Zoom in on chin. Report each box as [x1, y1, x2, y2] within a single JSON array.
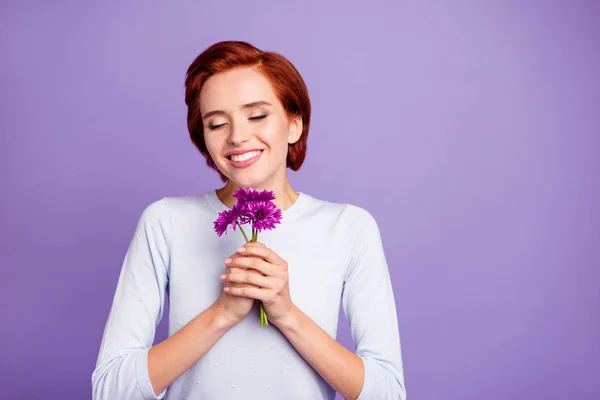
[[220, 160, 282, 189], [227, 172, 268, 189]]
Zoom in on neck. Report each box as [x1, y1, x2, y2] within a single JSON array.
[[216, 179, 299, 211]]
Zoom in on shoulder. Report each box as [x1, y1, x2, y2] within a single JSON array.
[[312, 193, 377, 225], [341, 203, 378, 227], [137, 191, 213, 225], [139, 198, 170, 218], [340, 203, 382, 246], [302, 193, 380, 235]]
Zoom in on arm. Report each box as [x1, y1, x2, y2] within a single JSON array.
[[146, 302, 236, 396], [91, 199, 237, 399], [340, 206, 407, 399], [276, 305, 365, 400], [278, 206, 407, 400], [222, 244, 365, 399]]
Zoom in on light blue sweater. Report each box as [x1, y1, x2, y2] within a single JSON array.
[[92, 190, 407, 399]]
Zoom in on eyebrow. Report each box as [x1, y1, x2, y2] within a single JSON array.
[[202, 101, 272, 119]]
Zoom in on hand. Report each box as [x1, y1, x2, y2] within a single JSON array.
[[220, 242, 294, 328], [213, 246, 262, 326]]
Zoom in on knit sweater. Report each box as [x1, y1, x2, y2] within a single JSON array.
[[92, 190, 406, 399]]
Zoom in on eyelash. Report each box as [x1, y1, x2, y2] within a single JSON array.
[[208, 115, 268, 131]]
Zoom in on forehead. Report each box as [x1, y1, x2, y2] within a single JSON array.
[[199, 67, 279, 111]]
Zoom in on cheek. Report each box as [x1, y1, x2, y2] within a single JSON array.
[[263, 122, 292, 152], [204, 139, 222, 165], [203, 135, 223, 160]]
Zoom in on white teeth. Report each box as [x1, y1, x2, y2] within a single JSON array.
[[230, 150, 261, 162]]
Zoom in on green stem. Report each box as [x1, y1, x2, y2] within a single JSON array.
[[237, 222, 250, 243], [247, 226, 268, 327], [260, 302, 269, 327], [260, 302, 264, 326]]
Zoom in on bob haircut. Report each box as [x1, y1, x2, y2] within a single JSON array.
[[184, 40, 311, 182]]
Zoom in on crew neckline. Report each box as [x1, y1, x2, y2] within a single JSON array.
[[204, 189, 309, 224]]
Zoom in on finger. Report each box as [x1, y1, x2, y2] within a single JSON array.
[[220, 270, 276, 289], [227, 244, 263, 262], [228, 242, 263, 259], [237, 245, 286, 268], [224, 285, 268, 302], [225, 266, 245, 278], [244, 241, 266, 248], [225, 255, 277, 276], [224, 266, 250, 288]]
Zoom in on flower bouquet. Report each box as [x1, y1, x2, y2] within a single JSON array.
[[213, 188, 282, 326]]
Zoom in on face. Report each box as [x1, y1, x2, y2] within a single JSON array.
[[199, 66, 302, 189]]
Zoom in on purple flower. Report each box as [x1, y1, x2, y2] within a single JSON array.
[[213, 202, 245, 237], [243, 201, 282, 232], [213, 188, 282, 239], [212, 187, 282, 328], [233, 201, 251, 226], [233, 188, 276, 203]]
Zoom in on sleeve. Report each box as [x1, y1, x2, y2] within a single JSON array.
[[91, 199, 172, 400], [341, 206, 407, 400]]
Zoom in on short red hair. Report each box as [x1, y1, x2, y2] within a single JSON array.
[[184, 41, 312, 182]]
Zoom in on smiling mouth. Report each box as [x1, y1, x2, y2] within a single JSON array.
[[227, 150, 263, 162]]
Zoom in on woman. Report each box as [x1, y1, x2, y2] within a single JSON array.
[[92, 40, 406, 400]]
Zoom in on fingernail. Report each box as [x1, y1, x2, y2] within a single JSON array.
[[237, 247, 246, 253], [224, 287, 230, 292], [219, 275, 226, 280], [224, 258, 232, 264]]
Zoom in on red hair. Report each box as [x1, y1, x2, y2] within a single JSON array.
[[184, 41, 312, 182]]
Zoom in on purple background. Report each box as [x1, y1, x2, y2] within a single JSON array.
[[1, 1, 599, 399]]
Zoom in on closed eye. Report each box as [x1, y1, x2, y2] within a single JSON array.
[[208, 115, 266, 130], [208, 123, 227, 130], [249, 115, 267, 121]]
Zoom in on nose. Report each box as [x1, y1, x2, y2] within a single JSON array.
[[227, 119, 251, 145]]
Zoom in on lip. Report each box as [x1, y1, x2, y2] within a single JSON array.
[[225, 148, 264, 157], [226, 149, 264, 169]]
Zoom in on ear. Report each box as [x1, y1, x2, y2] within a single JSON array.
[[287, 115, 303, 144]]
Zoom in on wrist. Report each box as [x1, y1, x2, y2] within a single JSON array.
[[210, 302, 241, 332], [272, 304, 301, 332]]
